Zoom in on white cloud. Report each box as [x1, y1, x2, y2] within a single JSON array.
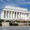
[[16, 0, 25, 1], [22, 2, 30, 4], [15, 0, 30, 4], [16, 2, 30, 5]]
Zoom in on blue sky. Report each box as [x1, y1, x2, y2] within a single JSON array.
[[0, 0, 30, 16]]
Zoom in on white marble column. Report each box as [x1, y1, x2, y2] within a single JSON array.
[[6, 11, 7, 18], [7, 11, 8, 18], [4, 10, 7, 20], [21, 12, 24, 20], [9, 11, 13, 19], [25, 13, 28, 20], [13, 11, 15, 19], [1, 11, 5, 18], [5, 11, 7, 18], [9, 11, 11, 19], [11, 11, 12, 19], [28, 13, 30, 20], [9, 11, 10, 19], [2, 11, 5, 18], [20, 12, 21, 19], [14, 12, 15, 20], [12, 11, 15, 19], [19, 12, 20, 19], [17, 12, 20, 20], [8, 11, 9, 19], [17, 12, 19, 19], [16, 12, 17, 19]]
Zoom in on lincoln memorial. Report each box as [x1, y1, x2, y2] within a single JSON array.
[[0, 6, 30, 26], [1, 6, 30, 21]]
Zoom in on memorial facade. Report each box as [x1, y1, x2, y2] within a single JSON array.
[[1, 6, 30, 21]]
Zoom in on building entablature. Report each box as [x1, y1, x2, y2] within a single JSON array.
[[2, 8, 30, 14]]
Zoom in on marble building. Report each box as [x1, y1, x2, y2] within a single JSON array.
[[1, 6, 30, 21]]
